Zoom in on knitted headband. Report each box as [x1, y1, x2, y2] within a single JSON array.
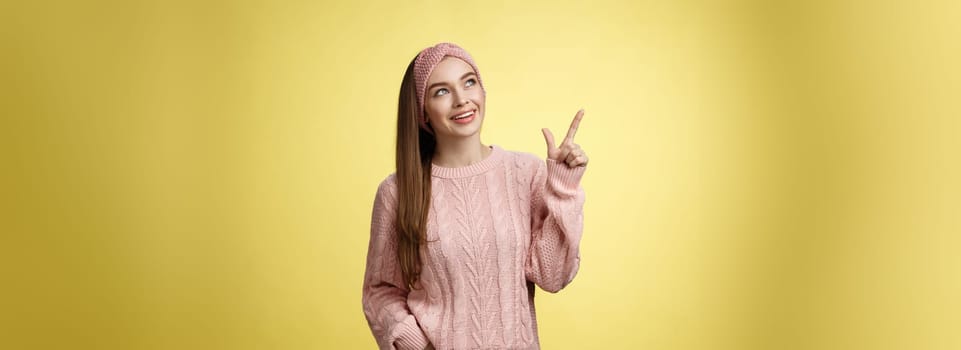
[[413, 42, 486, 134]]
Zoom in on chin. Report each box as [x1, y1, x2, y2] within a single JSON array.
[[445, 126, 481, 138], [459, 118, 484, 136]]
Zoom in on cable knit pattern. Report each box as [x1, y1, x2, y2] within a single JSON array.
[[362, 144, 586, 350]]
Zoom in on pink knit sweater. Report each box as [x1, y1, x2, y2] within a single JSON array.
[[362, 144, 586, 350]]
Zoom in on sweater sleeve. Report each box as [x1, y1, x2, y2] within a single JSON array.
[[362, 178, 431, 350], [525, 159, 586, 293]]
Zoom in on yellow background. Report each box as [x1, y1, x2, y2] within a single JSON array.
[[1, 0, 959, 349]]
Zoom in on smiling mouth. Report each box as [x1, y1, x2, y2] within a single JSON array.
[[451, 109, 476, 120]]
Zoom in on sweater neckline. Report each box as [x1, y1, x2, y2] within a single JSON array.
[[431, 144, 504, 179]]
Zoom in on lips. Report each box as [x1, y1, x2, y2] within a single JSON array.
[[450, 109, 477, 124], [450, 109, 476, 120]]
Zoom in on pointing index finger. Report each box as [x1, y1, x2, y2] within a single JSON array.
[[564, 109, 584, 143]]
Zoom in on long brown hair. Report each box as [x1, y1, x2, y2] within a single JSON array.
[[395, 55, 435, 290]]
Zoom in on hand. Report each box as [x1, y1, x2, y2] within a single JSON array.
[[542, 109, 589, 168]]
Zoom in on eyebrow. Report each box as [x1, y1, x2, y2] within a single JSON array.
[[427, 72, 477, 92]]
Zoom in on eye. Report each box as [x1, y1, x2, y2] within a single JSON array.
[[433, 88, 449, 97], [465, 78, 476, 87]]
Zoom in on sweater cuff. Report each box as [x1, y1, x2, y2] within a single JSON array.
[[546, 159, 586, 194], [392, 316, 430, 350]]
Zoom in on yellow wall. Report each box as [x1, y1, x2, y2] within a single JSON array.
[[1, 0, 959, 349]]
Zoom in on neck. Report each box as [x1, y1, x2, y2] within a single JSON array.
[[432, 135, 491, 168]]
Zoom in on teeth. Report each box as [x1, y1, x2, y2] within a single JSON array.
[[454, 110, 474, 120]]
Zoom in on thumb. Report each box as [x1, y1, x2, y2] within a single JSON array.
[[542, 128, 556, 153]]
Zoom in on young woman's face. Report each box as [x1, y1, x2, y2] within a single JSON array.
[[424, 57, 485, 139]]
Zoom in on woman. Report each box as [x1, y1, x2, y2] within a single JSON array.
[[362, 42, 589, 350]]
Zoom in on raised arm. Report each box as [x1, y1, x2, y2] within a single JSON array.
[[526, 109, 589, 292]]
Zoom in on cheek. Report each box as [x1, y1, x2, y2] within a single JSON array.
[[425, 99, 447, 121], [457, 91, 481, 112], [475, 94, 486, 115]]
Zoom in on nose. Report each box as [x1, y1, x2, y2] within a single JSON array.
[[452, 90, 470, 107]]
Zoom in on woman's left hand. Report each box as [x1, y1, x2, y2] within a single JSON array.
[[542, 109, 589, 168]]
